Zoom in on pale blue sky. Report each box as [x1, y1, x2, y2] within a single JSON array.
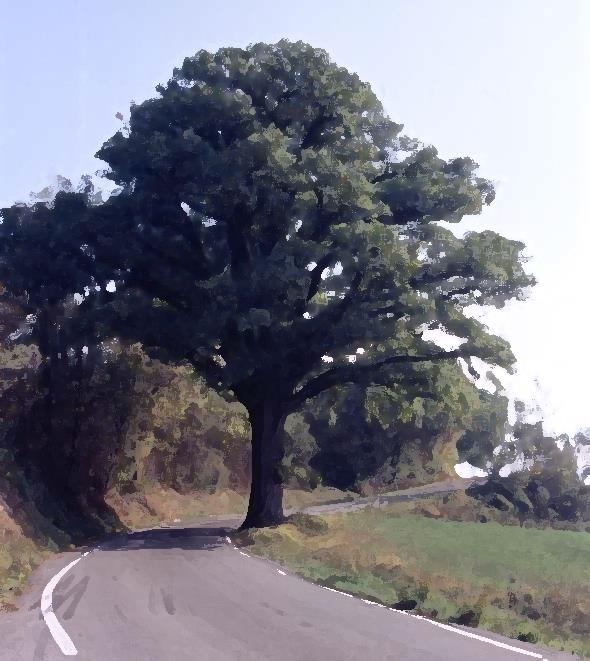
[[1, 0, 588, 433]]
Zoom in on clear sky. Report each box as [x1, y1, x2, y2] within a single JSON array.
[[1, 0, 588, 435]]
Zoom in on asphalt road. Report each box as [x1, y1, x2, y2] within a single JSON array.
[[294, 477, 489, 516], [0, 484, 571, 660]]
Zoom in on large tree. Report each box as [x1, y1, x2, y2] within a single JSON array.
[[1, 41, 534, 527]]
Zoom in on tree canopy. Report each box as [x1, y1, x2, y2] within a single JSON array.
[[0, 40, 534, 526]]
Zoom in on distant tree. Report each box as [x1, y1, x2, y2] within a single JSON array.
[[0, 179, 117, 530], [454, 390, 509, 471], [469, 415, 589, 524], [1, 41, 534, 527], [300, 361, 503, 491], [574, 430, 590, 483], [0, 187, 91, 436]]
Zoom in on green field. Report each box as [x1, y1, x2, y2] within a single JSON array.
[[236, 501, 590, 657]]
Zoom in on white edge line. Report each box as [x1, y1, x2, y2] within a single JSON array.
[[41, 547, 100, 656], [387, 607, 544, 658], [320, 585, 352, 597], [361, 598, 386, 607], [41, 557, 82, 655], [230, 546, 545, 659]]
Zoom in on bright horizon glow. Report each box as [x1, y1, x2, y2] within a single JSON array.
[[1, 0, 588, 436]]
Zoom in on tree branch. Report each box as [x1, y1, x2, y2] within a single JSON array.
[[122, 275, 194, 315], [410, 263, 475, 288], [288, 347, 468, 410], [283, 270, 364, 381], [442, 282, 515, 301], [306, 252, 335, 301], [226, 202, 252, 276], [367, 303, 407, 319]]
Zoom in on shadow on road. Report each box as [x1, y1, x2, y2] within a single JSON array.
[[98, 525, 235, 552]]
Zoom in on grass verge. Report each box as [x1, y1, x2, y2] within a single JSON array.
[[235, 497, 590, 657], [0, 503, 54, 610]]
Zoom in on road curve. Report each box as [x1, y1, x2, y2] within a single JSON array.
[[0, 520, 569, 660], [295, 477, 488, 517]]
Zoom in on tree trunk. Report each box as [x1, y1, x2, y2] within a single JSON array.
[[241, 398, 286, 529], [36, 308, 56, 441]]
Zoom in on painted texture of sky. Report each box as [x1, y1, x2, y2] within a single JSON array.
[[1, 0, 588, 435]]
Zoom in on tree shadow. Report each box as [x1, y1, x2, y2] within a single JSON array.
[[0, 367, 131, 548], [96, 525, 235, 552]]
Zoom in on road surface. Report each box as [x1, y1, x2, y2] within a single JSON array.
[[295, 477, 488, 516], [0, 483, 571, 660]]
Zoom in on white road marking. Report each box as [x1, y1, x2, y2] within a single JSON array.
[[239, 551, 250, 557], [41, 558, 83, 655], [276, 569, 286, 576], [320, 585, 352, 597], [41, 548, 99, 656], [387, 608, 546, 658], [361, 598, 386, 607]]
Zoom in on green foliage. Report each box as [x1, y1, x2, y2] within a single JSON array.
[[297, 361, 505, 491], [0, 40, 534, 524], [456, 391, 509, 469], [107, 345, 251, 494], [2, 41, 532, 405], [468, 418, 589, 523]]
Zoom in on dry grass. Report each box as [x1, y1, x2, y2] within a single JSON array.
[[105, 487, 248, 529], [0, 498, 52, 608], [283, 485, 354, 511]]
